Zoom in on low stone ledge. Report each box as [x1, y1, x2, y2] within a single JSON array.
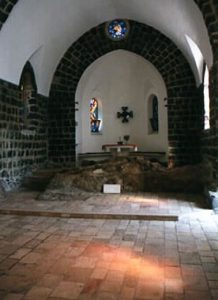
[[0, 208, 178, 221]]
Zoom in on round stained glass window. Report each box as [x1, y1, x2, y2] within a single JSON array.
[[106, 19, 129, 41]]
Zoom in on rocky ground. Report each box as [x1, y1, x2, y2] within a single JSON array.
[[39, 157, 214, 201]]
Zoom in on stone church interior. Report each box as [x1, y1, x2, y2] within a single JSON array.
[[0, 0, 218, 299]]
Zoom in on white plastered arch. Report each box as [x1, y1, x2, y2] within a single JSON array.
[[0, 0, 213, 96]]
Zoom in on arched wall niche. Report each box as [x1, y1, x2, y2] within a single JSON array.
[[75, 50, 168, 156], [49, 20, 202, 167], [19, 61, 38, 132], [19, 61, 37, 92]]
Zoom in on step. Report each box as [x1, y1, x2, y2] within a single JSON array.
[[0, 208, 178, 221]]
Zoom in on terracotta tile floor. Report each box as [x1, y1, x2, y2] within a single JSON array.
[[0, 192, 217, 299]]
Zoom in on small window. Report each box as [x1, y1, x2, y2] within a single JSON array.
[[106, 19, 129, 41], [148, 95, 159, 134], [90, 98, 101, 133], [204, 66, 210, 130]]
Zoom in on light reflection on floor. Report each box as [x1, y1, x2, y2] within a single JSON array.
[[0, 192, 216, 299]]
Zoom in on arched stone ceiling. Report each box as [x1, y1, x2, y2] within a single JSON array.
[[0, 0, 213, 95]]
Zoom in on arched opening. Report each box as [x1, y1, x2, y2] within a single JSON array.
[[19, 62, 37, 131], [49, 20, 200, 166], [75, 50, 168, 155]]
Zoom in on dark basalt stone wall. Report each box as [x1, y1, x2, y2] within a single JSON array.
[[0, 79, 48, 189], [194, 0, 218, 177], [0, 0, 18, 30]]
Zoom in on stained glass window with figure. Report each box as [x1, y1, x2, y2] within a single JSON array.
[[90, 98, 101, 133]]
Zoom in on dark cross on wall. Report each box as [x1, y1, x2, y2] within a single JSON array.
[[117, 106, 133, 123]]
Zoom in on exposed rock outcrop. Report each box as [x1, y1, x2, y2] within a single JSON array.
[[39, 157, 214, 200]]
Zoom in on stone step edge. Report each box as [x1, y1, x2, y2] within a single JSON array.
[[0, 208, 178, 221]]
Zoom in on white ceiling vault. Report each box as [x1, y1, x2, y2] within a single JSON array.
[[0, 0, 213, 96]]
